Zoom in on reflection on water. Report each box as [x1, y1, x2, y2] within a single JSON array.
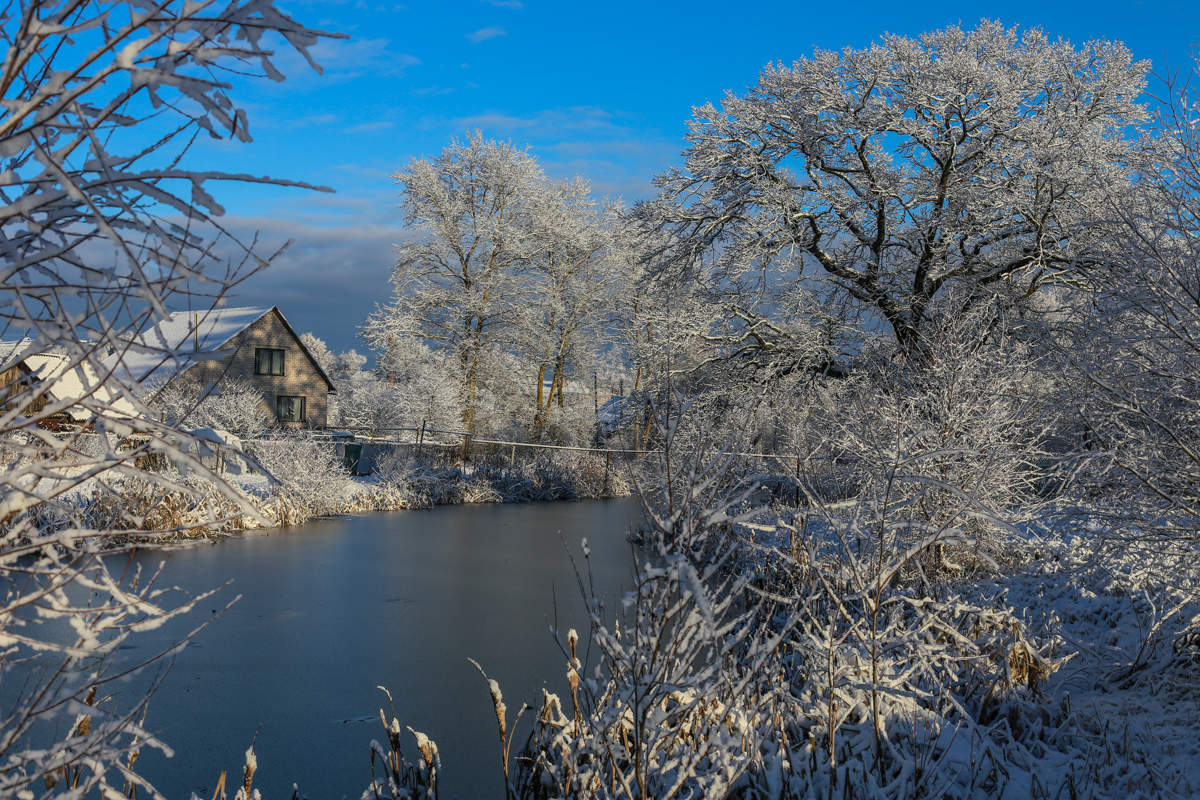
[[114, 499, 642, 800]]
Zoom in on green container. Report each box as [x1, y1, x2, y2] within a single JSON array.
[[344, 442, 363, 475]]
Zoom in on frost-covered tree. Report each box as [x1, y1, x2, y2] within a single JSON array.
[[364, 135, 631, 447], [1074, 60, 1200, 543], [300, 332, 336, 375], [300, 330, 457, 432], [364, 134, 546, 443], [0, 2, 330, 795], [522, 178, 625, 441], [642, 21, 1147, 358]]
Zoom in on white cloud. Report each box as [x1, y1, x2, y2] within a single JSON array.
[[454, 106, 618, 134], [270, 36, 422, 87], [208, 214, 405, 354], [466, 26, 507, 43], [410, 86, 456, 97], [346, 120, 396, 133], [454, 111, 536, 130]]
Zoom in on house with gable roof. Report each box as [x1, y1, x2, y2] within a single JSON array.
[[112, 305, 337, 428]]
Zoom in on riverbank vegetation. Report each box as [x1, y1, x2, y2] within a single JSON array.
[[70, 441, 635, 537]]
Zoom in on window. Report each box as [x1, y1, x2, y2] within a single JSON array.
[[255, 348, 284, 376], [276, 395, 306, 423]]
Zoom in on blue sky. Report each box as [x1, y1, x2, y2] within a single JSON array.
[[201, 0, 1200, 353]]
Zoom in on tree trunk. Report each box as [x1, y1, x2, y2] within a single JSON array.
[[533, 362, 548, 441], [460, 320, 484, 459]]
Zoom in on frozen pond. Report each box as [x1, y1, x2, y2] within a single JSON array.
[[108, 499, 643, 799]]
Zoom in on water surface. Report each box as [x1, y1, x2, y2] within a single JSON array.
[[114, 499, 642, 799]]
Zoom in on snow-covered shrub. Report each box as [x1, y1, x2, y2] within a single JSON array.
[[247, 433, 353, 523], [1068, 84, 1200, 550], [532, 450, 634, 499], [372, 446, 418, 484], [734, 499, 1074, 800], [150, 377, 271, 439], [0, 4, 331, 794], [335, 377, 410, 432], [834, 308, 1054, 578], [370, 444, 633, 506]]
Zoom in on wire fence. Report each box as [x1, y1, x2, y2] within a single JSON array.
[[320, 424, 818, 463], [234, 423, 825, 481]]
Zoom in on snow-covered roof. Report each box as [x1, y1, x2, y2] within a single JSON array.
[[104, 305, 336, 394], [0, 338, 35, 369], [24, 352, 140, 420], [2, 341, 139, 421], [108, 306, 273, 389]]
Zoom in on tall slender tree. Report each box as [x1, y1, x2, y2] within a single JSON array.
[[364, 134, 545, 443], [524, 178, 623, 441]]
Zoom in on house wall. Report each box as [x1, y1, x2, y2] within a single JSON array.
[[182, 310, 332, 428]]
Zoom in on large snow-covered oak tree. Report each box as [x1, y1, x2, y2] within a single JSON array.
[[641, 21, 1147, 356], [0, 1, 333, 795]]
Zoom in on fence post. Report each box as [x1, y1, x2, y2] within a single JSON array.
[[510, 444, 516, 466], [603, 449, 611, 496], [417, 419, 426, 460]]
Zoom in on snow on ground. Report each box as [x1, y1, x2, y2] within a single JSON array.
[[965, 507, 1200, 798]]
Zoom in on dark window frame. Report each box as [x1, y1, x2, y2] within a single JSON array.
[[275, 394, 306, 423], [255, 347, 285, 376]]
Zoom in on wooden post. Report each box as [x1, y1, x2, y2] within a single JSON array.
[[510, 444, 516, 466], [603, 450, 611, 496], [417, 419, 426, 460]]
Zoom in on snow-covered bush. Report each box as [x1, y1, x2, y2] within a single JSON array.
[[247, 433, 353, 523], [1069, 72, 1200, 548], [150, 377, 271, 439], [833, 308, 1054, 579], [334, 339, 460, 434]]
